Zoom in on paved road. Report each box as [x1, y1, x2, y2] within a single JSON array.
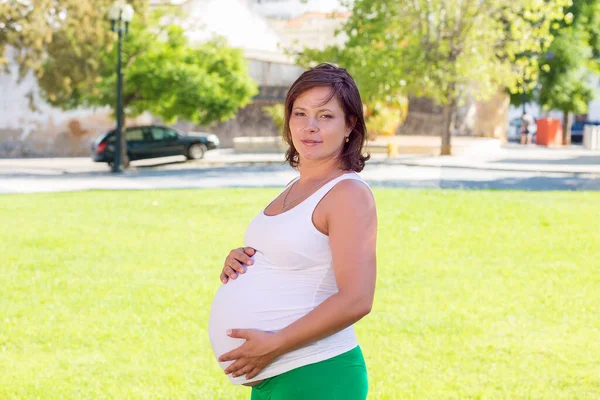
[[1, 145, 599, 193], [1, 161, 599, 194]]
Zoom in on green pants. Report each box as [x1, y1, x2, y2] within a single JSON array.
[[250, 346, 368, 400]]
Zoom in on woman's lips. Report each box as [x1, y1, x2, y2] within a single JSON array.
[[301, 139, 322, 147]]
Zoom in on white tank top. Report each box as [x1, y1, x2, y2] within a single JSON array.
[[208, 172, 370, 385]]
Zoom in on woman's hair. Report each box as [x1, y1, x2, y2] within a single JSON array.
[[282, 63, 370, 172]]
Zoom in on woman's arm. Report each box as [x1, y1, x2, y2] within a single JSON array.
[[219, 180, 377, 379]]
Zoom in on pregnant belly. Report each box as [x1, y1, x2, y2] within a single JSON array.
[[208, 265, 319, 376]]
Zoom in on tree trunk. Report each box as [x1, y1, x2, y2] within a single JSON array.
[[562, 110, 572, 146], [441, 99, 456, 156]]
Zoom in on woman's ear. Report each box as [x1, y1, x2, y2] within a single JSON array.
[[347, 116, 357, 135]]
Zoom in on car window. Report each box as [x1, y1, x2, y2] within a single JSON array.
[[142, 127, 153, 141], [126, 128, 144, 141], [164, 129, 178, 140], [150, 127, 166, 141], [151, 127, 178, 140]]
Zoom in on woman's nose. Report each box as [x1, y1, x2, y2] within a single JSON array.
[[305, 118, 319, 133]]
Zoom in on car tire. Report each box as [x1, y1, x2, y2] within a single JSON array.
[[187, 143, 207, 160]]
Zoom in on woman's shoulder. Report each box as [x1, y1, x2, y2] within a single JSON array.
[[328, 174, 376, 208], [337, 173, 372, 191], [312, 173, 376, 233]]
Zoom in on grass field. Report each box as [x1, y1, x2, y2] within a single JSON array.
[[1, 189, 599, 399]]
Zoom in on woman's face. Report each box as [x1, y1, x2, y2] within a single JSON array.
[[289, 86, 352, 165]]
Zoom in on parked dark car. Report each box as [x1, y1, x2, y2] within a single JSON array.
[[91, 125, 219, 165], [570, 120, 600, 144]]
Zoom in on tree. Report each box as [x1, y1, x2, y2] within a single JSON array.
[[298, 0, 569, 155], [0, 0, 147, 79], [3, 2, 257, 127], [38, 12, 257, 126], [0, 0, 58, 76], [508, 54, 545, 114], [538, 0, 600, 145]]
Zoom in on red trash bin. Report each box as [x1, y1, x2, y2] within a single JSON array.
[[536, 118, 563, 146]]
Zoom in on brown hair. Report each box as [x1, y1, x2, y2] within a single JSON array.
[[282, 63, 370, 172]]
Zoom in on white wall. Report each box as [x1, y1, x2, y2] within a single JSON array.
[[0, 49, 151, 157], [0, 50, 110, 134], [246, 58, 303, 87], [181, 0, 282, 53], [250, 0, 347, 19], [180, 0, 305, 87]]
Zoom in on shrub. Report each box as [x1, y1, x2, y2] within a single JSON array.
[[263, 104, 285, 134], [365, 100, 407, 140]]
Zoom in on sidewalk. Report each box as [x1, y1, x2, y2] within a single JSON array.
[[392, 144, 600, 175], [0, 144, 599, 176]]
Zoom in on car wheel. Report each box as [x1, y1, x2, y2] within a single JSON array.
[[187, 143, 207, 160]]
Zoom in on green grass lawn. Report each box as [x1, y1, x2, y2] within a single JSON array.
[[1, 189, 599, 399]]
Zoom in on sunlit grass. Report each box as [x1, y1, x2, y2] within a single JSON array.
[[1, 189, 599, 399]]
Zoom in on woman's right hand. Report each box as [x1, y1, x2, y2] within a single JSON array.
[[220, 247, 256, 283]]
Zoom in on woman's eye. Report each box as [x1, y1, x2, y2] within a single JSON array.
[[320, 114, 333, 119], [293, 112, 305, 117]]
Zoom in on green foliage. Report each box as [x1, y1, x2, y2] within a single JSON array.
[[0, 1, 45, 74], [262, 104, 285, 134], [299, 1, 568, 106], [537, 0, 600, 116], [36, 8, 257, 125], [0, 0, 147, 78], [539, 28, 596, 114], [0, 0, 63, 75], [1, 189, 599, 398], [364, 101, 406, 139], [297, 0, 570, 153], [2, 3, 257, 125], [509, 0, 600, 119]]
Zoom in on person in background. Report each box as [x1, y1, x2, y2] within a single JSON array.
[[520, 112, 536, 145]]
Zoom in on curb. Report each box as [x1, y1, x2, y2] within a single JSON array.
[[2, 156, 599, 177], [377, 160, 600, 175]]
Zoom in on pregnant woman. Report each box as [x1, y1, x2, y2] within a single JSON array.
[[208, 63, 378, 399]]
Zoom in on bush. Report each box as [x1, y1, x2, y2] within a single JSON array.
[[263, 104, 285, 134], [364, 99, 407, 140]]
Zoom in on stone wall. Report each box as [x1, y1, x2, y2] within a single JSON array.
[[398, 92, 508, 140], [0, 50, 152, 157], [397, 97, 447, 137], [472, 89, 510, 139], [1, 112, 106, 158], [0, 110, 151, 158], [1, 100, 279, 157], [169, 101, 282, 148]]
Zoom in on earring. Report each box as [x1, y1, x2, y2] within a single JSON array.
[[345, 137, 350, 143]]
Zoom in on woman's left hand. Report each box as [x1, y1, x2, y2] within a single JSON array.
[[219, 329, 283, 380]]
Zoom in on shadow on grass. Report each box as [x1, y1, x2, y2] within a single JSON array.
[[491, 155, 600, 166], [369, 175, 600, 191]]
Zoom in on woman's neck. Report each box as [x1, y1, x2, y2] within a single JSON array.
[[297, 158, 344, 182]]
